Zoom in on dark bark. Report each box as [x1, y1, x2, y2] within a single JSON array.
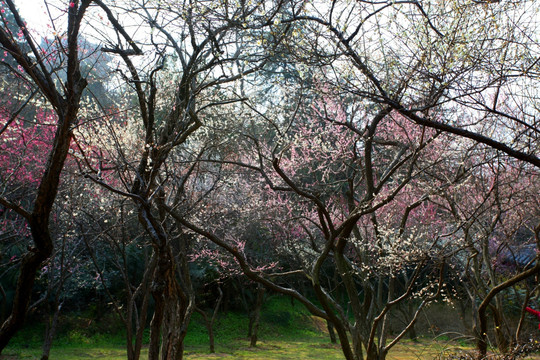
[[148, 242, 192, 360], [148, 281, 164, 360], [0, 285, 6, 321], [407, 323, 418, 342], [326, 320, 337, 344], [0, 0, 89, 352], [196, 285, 223, 353], [249, 284, 265, 347], [477, 262, 540, 358], [144, 209, 195, 360], [125, 251, 154, 360], [40, 300, 62, 360], [0, 248, 50, 350], [515, 288, 536, 344], [491, 305, 509, 354]]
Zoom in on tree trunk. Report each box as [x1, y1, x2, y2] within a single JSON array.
[[326, 320, 337, 344], [208, 317, 216, 353], [477, 260, 540, 358], [149, 273, 192, 360], [515, 289, 532, 344], [250, 284, 265, 347], [148, 281, 165, 360], [377, 276, 394, 358], [195, 285, 223, 353], [0, 285, 6, 322], [491, 306, 509, 354], [148, 244, 194, 360], [407, 323, 418, 342], [126, 265, 152, 360], [0, 242, 52, 351], [351, 327, 364, 360], [41, 300, 62, 360], [365, 341, 379, 360], [160, 294, 191, 360]]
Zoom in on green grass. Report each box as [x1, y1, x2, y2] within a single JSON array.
[[2, 296, 540, 359], [185, 338, 344, 359], [4, 335, 540, 359], [2, 347, 144, 360], [2, 340, 344, 359], [2, 296, 342, 359], [0, 336, 484, 360]]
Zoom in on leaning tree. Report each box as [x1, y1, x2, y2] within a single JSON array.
[[0, 0, 92, 351]]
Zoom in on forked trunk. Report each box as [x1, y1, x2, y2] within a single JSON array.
[[365, 343, 380, 360]]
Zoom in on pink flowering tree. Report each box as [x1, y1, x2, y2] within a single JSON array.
[[276, 2, 540, 356], [0, 0, 92, 352], [0, 109, 75, 360], [170, 87, 471, 360]]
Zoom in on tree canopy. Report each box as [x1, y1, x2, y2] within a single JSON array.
[[0, 1, 539, 360]]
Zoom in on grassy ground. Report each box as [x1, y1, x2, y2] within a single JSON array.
[[2, 296, 343, 359], [1, 339, 343, 360], [0, 337, 466, 360], [3, 335, 540, 359], [6, 337, 540, 360], [1, 297, 539, 359]]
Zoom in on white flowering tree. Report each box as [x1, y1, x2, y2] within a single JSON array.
[[173, 0, 540, 357], [70, 1, 293, 359], [171, 86, 469, 360]]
